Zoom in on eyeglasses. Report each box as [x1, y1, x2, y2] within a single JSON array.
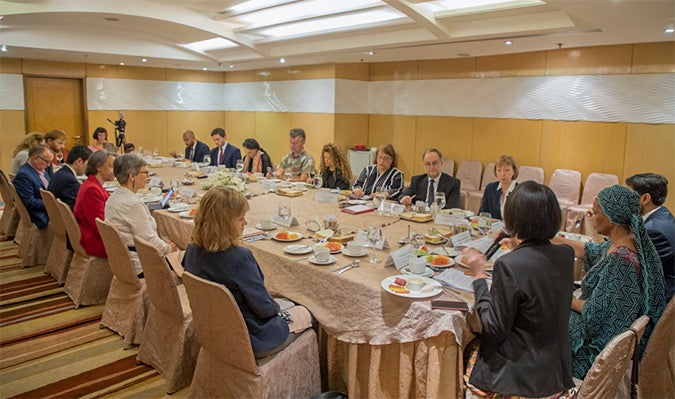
[[424, 161, 441, 167], [39, 156, 52, 164], [136, 170, 150, 176], [377, 155, 393, 162]]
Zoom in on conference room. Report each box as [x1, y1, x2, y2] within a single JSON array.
[[0, 1, 673, 398]]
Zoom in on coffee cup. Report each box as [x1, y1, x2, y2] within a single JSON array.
[[259, 218, 274, 230], [314, 247, 330, 262], [409, 256, 427, 274], [346, 241, 363, 255]]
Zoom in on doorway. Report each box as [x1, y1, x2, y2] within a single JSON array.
[[24, 76, 87, 148]]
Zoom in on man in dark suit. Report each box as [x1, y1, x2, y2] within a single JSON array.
[[48, 145, 91, 210], [209, 127, 241, 168], [626, 173, 675, 301], [12, 145, 54, 229], [399, 148, 460, 209], [183, 130, 210, 163]]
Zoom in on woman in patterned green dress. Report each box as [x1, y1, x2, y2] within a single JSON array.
[[554, 185, 666, 379]]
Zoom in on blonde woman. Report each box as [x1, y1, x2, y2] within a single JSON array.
[[12, 132, 44, 174], [184, 186, 310, 358]]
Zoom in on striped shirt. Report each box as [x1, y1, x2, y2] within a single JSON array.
[[354, 165, 404, 200]]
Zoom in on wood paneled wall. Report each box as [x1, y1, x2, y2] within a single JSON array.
[[1, 42, 673, 210]]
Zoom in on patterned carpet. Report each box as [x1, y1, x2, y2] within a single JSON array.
[[0, 239, 190, 398]]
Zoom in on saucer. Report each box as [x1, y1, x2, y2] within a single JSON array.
[[168, 203, 190, 213], [342, 249, 368, 257], [309, 255, 336, 265], [255, 223, 277, 231], [284, 244, 313, 255], [401, 266, 435, 278]]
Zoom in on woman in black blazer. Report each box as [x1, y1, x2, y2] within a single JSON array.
[[462, 181, 575, 398]]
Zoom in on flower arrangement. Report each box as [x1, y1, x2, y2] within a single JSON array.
[[201, 170, 247, 192]]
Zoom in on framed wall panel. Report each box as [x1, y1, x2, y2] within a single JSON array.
[[475, 51, 546, 78], [0, 110, 27, 172], [632, 42, 675, 74], [415, 116, 474, 176], [368, 114, 417, 178], [418, 58, 476, 80], [471, 118, 543, 168], [545, 44, 633, 76]]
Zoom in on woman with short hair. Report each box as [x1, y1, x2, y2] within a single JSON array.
[[478, 155, 518, 220], [88, 127, 108, 152]]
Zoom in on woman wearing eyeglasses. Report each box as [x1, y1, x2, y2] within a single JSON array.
[[352, 144, 404, 201]]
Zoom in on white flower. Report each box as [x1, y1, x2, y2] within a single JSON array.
[[201, 170, 247, 192]]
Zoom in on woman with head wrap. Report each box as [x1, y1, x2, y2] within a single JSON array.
[[554, 185, 666, 379]]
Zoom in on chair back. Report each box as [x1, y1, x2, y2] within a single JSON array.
[[95, 218, 142, 289], [56, 198, 87, 256], [441, 157, 454, 177], [133, 236, 183, 319], [0, 169, 19, 237], [39, 189, 67, 242], [516, 165, 545, 184], [576, 317, 648, 399], [480, 162, 497, 190], [183, 271, 258, 372], [0, 169, 13, 206], [40, 189, 72, 283], [456, 160, 482, 191], [639, 298, 675, 399], [579, 173, 619, 207], [7, 178, 33, 229], [548, 169, 581, 205]]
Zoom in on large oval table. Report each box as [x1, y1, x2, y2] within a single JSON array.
[[151, 166, 479, 398]]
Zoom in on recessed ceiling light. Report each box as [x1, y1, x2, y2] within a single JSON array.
[[504, 40, 513, 45], [184, 37, 238, 52], [202, 67, 208, 71], [367, 50, 375, 56], [119, 62, 124, 66], [141, 58, 147, 63], [0, 45, 7, 52], [665, 27, 675, 34], [229, 64, 235, 69], [280, 57, 286, 64]]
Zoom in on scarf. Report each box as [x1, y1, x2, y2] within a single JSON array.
[[244, 151, 264, 173]]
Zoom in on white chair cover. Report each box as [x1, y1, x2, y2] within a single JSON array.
[[7, 179, 51, 267], [565, 173, 619, 239], [0, 169, 19, 239], [134, 236, 199, 394], [456, 160, 483, 210], [638, 298, 675, 399], [516, 165, 545, 184], [466, 162, 496, 214], [441, 157, 454, 177], [96, 219, 149, 346], [183, 272, 321, 399], [548, 169, 581, 229], [40, 189, 72, 284]]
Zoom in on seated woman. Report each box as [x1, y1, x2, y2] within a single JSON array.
[[554, 185, 666, 379], [74, 151, 116, 258], [184, 186, 310, 358], [104, 154, 176, 277], [352, 144, 404, 201], [310, 143, 352, 190], [88, 127, 108, 152], [463, 181, 575, 398], [242, 138, 273, 176], [478, 155, 518, 220], [12, 132, 44, 174]]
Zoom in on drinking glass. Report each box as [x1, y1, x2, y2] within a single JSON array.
[[152, 146, 159, 158], [313, 175, 323, 189], [56, 152, 64, 164], [176, 153, 184, 162], [266, 166, 273, 177], [411, 232, 425, 255], [434, 192, 446, 209], [203, 154, 211, 166], [278, 202, 291, 221], [235, 159, 244, 173], [284, 171, 292, 186], [478, 212, 491, 237], [367, 227, 382, 264]]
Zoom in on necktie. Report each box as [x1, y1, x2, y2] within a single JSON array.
[[219, 148, 224, 165], [427, 179, 435, 206], [38, 171, 49, 188]]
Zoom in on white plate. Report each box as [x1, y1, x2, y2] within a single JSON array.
[[401, 266, 435, 278], [431, 247, 462, 257], [178, 211, 194, 219], [308, 255, 336, 265], [558, 231, 593, 242], [342, 248, 369, 257], [381, 275, 442, 298], [426, 255, 455, 269], [455, 254, 495, 271], [255, 223, 277, 231], [272, 231, 303, 242], [168, 203, 190, 213], [283, 244, 313, 255]]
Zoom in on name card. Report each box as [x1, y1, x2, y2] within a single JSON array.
[[490, 221, 505, 232], [435, 212, 463, 226], [315, 191, 339, 203], [261, 179, 277, 191], [179, 187, 196, 198], [272, 215, 298, 228], [465, 236, 493, 253], [385, 245, 413, 270], [149, 177, 163, 187], [451, 231, 472, 247]]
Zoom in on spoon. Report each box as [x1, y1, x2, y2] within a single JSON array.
[[337, 259, 361, 274]]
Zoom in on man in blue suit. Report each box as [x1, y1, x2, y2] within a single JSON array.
[[209, 127, 241, 168], [48, 145, 91, 210], [13, 145, 54, 229], [183, 130, 210, 163], [627, 173, 675, 301]]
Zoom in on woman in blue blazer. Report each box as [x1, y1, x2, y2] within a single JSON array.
[[478, 155, 518, 219]]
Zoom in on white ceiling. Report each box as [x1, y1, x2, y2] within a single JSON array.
[[0, 0, 673, 72]]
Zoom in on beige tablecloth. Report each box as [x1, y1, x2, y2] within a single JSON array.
[[153, 166, 478, 398]]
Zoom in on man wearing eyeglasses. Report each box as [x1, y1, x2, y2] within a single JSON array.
[[399, 148, 460, 209], [12, 144, 54, 229]]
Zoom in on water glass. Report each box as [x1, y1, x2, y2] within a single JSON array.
[[235, 159, 244, 173], [434, 192, 446, 209], [152, 146, 159, 158], [313, 176, 323, 189], [56, 152, 64, 164], [411, 232, 425, 254], [176, 153, 184, 162], [278, 202, 291, 220], [478, 212, 491, 237], [368, 227, 382, 264], [203, 154, 211, 166]]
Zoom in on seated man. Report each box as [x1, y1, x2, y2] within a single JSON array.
[[182, 130, 210, 162], [12, 145, 54, 229], [399, 148, 460, 209], [275, 128, 316, 182], [48, 145, 91, 210], [626, 173, 675, 301], [209, 127, 241, 168]]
